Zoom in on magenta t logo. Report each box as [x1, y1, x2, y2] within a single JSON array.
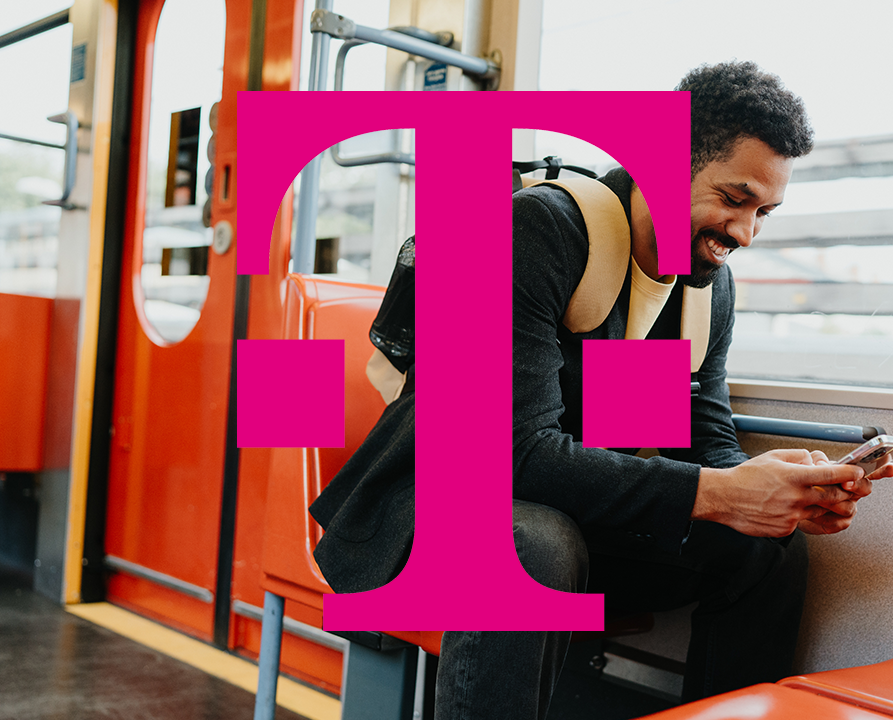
[[237, 91, 691, 630]]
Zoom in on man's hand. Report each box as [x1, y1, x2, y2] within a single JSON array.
[[798, 448, 891, 535], [693, 449, 865, 538], [864, 451, 893, 482], [797, 451, 865, 534]]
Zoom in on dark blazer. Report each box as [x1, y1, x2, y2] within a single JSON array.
[[512, 172, 748, 557], [311, 170, 748, 593], [310, 370, 415, 594]]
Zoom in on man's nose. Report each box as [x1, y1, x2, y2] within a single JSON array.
[[725, 212, 757, 248]]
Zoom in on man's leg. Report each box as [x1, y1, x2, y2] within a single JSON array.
[[434, 500, 589, 720], [682, 526, 809, 700], [587, 521, 810, 702]]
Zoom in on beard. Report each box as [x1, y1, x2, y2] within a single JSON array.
[[680, 230, 738, 289]]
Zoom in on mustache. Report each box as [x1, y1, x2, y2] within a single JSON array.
[[697, 229, 740, 251]]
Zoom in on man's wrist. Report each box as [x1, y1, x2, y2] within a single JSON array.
[[692, 466, 728, 522]]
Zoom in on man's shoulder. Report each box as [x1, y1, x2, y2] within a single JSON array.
[[513, 183, 581, 218], [709, 264, 737, 320], [714, 264, 735, 297], [513, 184, 589, 247]]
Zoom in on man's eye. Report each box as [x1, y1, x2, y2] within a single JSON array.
[[759, 208, 773, 218], [723, 194, 743, 207]]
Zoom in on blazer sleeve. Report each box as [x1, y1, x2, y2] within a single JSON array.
[[512, 187, 701, 555], [661, 266, 750, 469]]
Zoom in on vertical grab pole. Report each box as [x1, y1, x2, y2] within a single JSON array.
[[459, 0, 491, 91], [291, 0, 333, 274], [254, 592, 286, 720]]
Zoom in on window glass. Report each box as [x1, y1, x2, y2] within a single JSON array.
[[536, 0, 893, 388], [291, 131, 414, 284], [0, 23, 72, 297], [138, 0, 225, 344]]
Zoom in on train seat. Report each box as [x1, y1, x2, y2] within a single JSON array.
[[339, 607, 655, 662], [778, 660, 893, 716], [258, 274, 386, 606], [636, 683, 890, 720], [255, 273, 654, 719]]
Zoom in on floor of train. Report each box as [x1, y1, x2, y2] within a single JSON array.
[[0, 566, 307, 720], [0, 564, 673, 720]]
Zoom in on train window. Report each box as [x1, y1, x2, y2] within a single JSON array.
[[292, 0, 414, 286], [138, 0, 224, 344], [532, 0, 893, 389], [0, 21, 72, 298], [291, 130, 415, 284]]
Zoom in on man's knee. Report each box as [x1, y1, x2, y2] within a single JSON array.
[[513, 500, 588, 593], [691, 522, 809, 603]]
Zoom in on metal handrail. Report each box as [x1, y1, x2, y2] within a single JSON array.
[[0, 9, 69, 50], [311, 9, 499, 85], [731, 414, 886, 443], [1, 110, 79, 209], [0, 130, 64, 149], [291, 0, 332, 275], [318, 7, 500, 168], [330, 37, 416, 167], [292, 3, 501, 273], [42, 111, 79, 209]]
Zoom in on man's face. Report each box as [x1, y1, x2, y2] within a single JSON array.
[[684, 136, 794, 288]]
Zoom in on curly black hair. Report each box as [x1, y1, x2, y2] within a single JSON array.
[[676, 61, 814, 178]]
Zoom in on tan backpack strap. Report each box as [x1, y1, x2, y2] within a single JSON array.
[[525, 178, 712, 366], [681, 285, 712, 372], [530, 178, 630, 333]]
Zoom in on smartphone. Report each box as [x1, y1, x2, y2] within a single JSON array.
[[836, 435, 893, 475]]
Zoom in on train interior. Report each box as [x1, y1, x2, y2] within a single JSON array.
[[1, 0, 892, 719]]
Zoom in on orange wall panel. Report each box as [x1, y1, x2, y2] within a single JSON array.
[[42, 298, 80, 469], [0, 294, 52, 471]]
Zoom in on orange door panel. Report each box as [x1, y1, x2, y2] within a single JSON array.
[[225, 0, 348, 693], [105, 0, 249, 641]]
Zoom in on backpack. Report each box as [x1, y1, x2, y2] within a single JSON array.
[[513, 158, 712, 375]]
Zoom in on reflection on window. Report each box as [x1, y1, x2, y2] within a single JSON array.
[[139, 0, 224, 344], [536, 0, 893, 388]]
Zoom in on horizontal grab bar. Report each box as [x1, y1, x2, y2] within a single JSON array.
[[0, 9, 69, 50], [731, 414, 886, 444], [0, 131, 64, 149], [311, 9, 500, 83], [331, 38, 415, 167], [104, 554, 213, 603]]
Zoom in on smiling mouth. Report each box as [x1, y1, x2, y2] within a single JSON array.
[[701, 233, 738, 265]]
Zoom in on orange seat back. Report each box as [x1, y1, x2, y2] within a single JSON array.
[[779, 660, 893, 717], [261, 275, 386, 606], [637, 684, 889, 719]]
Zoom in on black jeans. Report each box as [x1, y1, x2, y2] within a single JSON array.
[[434, 499, 809, 720]]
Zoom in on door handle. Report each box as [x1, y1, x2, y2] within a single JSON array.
[[42, 110, 79, 209]]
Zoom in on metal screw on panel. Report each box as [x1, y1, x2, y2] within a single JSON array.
[[589, 655, 607, 672]]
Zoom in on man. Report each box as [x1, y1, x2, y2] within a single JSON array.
[[434, 61, 891, 720]]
